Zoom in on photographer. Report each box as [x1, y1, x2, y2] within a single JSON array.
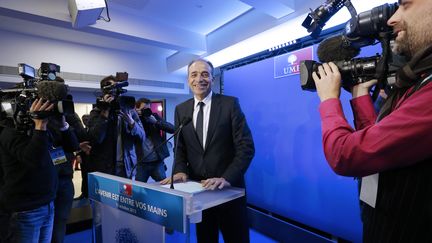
[[0, 94, 78, 243], [312, 0, 432, 241], [87, 75, 145, 179], [135, 98, 175, 182], [51, 89, 86, 243]]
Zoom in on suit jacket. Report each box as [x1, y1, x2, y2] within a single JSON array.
[[174, 93, 255, 188]]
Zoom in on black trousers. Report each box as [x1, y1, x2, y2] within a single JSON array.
[[0, 209, 11, 243], [52, 177, 74, 243], [196, 196, 249, 243], [362, 204, 432, 243]]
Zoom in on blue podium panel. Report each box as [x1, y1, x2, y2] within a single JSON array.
[[97, 202, 165, 243], [88, 172, 186, 233]]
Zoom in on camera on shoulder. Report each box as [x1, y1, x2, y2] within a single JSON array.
[[300, 1, 399, 91], [97, 72, 136, 112], [0, 62, 74, 132]]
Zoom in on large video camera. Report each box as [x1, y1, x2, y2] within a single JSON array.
[[300, 1, 399, 91], [97, 72, 136, 111], [0, 63, 74, 131]]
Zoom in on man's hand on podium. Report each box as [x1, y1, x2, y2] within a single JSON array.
[[160, 172, 188, 185], [201, 177, 231, 190]]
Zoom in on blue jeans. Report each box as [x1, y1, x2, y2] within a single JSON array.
[[136, 161, 166, 182], [10, 201, 54, 243]]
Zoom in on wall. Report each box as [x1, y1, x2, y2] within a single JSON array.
[[0, 28, 188, 94]]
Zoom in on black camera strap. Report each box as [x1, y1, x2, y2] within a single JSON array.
[[406, 71, 432, 98]]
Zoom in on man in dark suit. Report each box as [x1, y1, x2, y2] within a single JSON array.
[[161, 59, 255, 243]]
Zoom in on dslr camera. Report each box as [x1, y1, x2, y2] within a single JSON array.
[[300, 1, 399, 91], [0, 63, 74, 131], [97, 72, 136, 111]]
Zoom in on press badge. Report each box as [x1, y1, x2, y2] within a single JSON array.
[[49, 146, 67, 165]]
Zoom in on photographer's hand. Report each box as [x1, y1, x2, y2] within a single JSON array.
[[119, 110, 135, 128], [102, 94, 115, 103], [30, 98, 54, 131], [100, 94, 114, 118], [352, 79, 378, 98], [312, 62, 341, 102], [79, 141, 92, 155]]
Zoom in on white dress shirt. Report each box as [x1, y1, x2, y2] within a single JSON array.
[[193, 91, 212, 149]]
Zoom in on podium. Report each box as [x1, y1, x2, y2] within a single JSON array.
[[88, 172, 245, 243]]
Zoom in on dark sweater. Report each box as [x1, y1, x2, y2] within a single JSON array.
[[47, 116, 81, 178], [0, 128, 58, 212], [362, 159, 432, 242]]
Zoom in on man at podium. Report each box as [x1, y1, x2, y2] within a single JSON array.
[[162, 59, 255, 243]]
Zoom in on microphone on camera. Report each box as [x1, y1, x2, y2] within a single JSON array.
[[36, 81, 68, 101], [170, 117, 191, 189], [31, 81, 74, 119], [317, 35, 361, 62]]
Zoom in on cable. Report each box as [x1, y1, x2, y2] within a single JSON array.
[[98, 0, 111, 22]]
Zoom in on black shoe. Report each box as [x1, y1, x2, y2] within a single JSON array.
[[74, 194, 85, 200], [165, 227, 174, 235]]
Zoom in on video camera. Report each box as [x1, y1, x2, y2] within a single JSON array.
[[300, 1, 399, 91], [0, 63, 74, 132], [97, 72, 136, 111], [141, 108, 153, 117]]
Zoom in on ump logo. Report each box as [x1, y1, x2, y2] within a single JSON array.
[[119, 183, 133, 197], [115, 227, 138, 243], [274, 46, 314, 78]]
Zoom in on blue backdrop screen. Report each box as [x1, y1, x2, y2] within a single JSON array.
[[223, 44, 381, 242]]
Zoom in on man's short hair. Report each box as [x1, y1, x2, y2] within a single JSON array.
[[55, 76, 65, 83], [136, 98, 151, 109], [81, 114, 90, 127], [100, 75, 116, 89], [187, 59, 214, 77]]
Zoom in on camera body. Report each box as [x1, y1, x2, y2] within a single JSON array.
[[1, 63, 74, 131], [300, 2, 399, 91], [98, 72, 136, 111], [39, 63, 61, 81]]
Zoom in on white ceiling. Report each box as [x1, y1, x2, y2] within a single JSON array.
[[0, 0, 395, 76], [0, 0, 327, 71]]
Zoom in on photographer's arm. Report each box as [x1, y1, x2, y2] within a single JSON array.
[[318, 81, 432, 177], [59, 116, 80, 153], [0, 99, 52, 167], [154, 115, 176, 134], [87, 94, 113, 144], [313, 63, 378, 130], [122, 110, 145, 141], [66, 113, 88, 141], [87, 108, 109, 144], [0, 129, 49, 168], [350, 80, 379, 130]]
